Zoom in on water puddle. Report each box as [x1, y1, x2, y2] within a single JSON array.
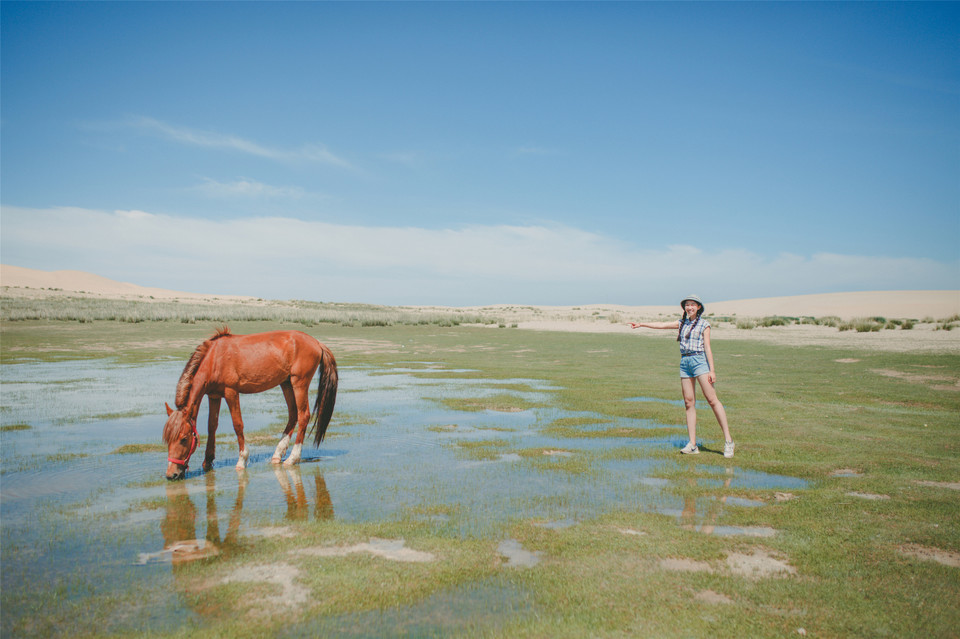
[[285, 578, 535, 637], [498, 539, 542, 567]]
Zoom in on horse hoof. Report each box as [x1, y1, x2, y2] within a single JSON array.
[[270, 456, 282, 464]]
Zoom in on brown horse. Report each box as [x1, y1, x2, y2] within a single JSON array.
[[162, 327, 338, 480]]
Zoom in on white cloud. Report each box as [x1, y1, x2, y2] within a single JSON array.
[[191, 177, 313, 200], [128, 117, 353, 169], [1, 206, 956, 305]]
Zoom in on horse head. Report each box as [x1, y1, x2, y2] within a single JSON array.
[[163, 402, 198, 481]]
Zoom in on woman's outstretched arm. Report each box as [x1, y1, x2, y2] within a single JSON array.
[[628, 320, 680, 330]]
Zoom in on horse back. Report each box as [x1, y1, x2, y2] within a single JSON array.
[[206, 330, 325, 392]]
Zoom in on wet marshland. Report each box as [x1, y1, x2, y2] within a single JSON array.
[[1, 357, 806, 636]]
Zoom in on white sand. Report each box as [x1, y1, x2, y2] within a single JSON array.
[[0, 264, 255, 302]]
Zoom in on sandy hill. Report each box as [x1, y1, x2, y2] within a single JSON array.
[[1, 264, 958, 320]]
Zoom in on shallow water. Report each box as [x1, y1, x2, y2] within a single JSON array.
[[0, 359, 806, 636]]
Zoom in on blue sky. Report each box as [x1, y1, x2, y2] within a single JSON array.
[[2, 1, 957, 305]]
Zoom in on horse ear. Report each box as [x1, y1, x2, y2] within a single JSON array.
[[165, 402, 174, 416]]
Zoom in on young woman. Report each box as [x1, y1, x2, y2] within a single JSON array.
[[629, 295, 734, 458]]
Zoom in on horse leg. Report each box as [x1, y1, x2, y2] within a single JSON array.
[[224, 389, 249, 470], [203, 395, 222, 471], [283, 377, 312, 467], [271, 380, 298, 464]]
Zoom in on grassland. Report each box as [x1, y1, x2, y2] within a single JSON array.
[[1, 312, 958, 638]]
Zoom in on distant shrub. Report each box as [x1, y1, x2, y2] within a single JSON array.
[[760, 316, 789, 327], [841, 317, 883, 333], [0, 296, 502, 328], [736, 319, 756, 330]]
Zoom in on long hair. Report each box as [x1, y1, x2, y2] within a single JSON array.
[[309, 344, 339, 447], [174, 326, 231, 409], [677, 307, 704, 342]]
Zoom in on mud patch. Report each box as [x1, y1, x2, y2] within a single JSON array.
[[899, 544, 960, 568], [726, 548, 796, 578], [219, 562, 308, 609], [617, 527, 647, 536], [914, 480, 960, 491], [301, 538, 435, 563], [835, 358, 860, 364], [774, 492, 796, 502], [847, 492, 890, 501], [872, 368, 960, 392]]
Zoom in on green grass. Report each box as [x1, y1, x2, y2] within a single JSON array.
[[0, 294, 502, 328], [0, 423, 32, 432], [112, 443, 166, 454], [1, 318, 958, 638]]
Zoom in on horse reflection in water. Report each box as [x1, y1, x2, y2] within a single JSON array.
[[274, 467, 335, 521], [157, 467, 334, 567]]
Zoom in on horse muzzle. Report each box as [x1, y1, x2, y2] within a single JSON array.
[[165, 461, 186, 481]]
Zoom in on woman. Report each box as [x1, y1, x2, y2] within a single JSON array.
[[629, 295, 734, 458]]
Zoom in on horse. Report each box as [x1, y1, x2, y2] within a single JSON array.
[[162, 327, 338, 481]]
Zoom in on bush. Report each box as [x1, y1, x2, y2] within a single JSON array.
[[760, 316, 789, 327], [840, 317, 883, 333]]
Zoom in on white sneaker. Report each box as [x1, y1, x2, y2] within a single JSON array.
[[723, 441, 735, 458], [680, 442, 699, 455]]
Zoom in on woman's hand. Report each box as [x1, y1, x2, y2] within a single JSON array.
[[707, 371, 717, 385]]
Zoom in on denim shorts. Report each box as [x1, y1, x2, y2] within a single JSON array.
[[680, 353, 710, 378]]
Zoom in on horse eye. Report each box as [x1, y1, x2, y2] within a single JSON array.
[[180, 436, 189, 445]]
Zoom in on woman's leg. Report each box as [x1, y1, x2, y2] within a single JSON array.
[[697, 375, 732, 442], [681, 377, 698, 444]]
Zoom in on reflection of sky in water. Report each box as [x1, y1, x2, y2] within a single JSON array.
[[1, 362, 808, 528], [1, 359, 807, 633], [1, 361, 807, 514]]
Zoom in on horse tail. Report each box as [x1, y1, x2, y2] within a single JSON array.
[[311, 343, 339, 447]]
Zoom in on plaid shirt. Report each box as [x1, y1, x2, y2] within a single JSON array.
[[678, 317, 710, 355]]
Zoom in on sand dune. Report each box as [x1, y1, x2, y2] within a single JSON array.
[[1, 264, 957, 320], [0, 264, 255, 302]]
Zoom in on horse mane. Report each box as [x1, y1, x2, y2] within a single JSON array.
[[175, 326, 232, 409]]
